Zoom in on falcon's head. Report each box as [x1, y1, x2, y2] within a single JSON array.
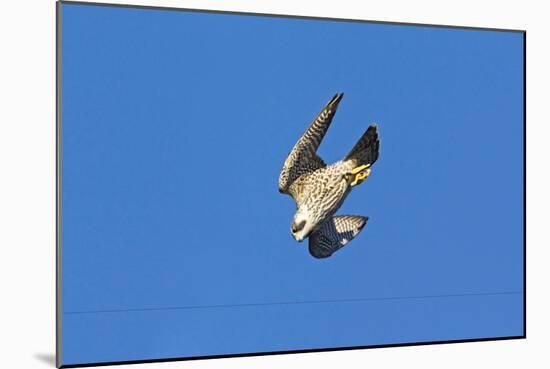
[[290, 205, 316, 242]]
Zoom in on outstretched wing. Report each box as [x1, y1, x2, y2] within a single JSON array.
[[278, 93, 344, 194], [309, 215, 367, 258]]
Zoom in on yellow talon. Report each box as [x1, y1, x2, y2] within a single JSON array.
[[350, 164, 372, 186], [350, 163, 370, 175]]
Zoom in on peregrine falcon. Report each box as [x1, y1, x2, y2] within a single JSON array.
[[278, 93, 380, 258]]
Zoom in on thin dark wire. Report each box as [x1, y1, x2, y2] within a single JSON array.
[[65, 290, 522, 315]]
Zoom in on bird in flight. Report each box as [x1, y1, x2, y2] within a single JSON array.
[[278, 93, 380, 258]]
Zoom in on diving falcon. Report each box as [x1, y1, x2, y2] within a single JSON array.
[[278, 93, 380, 258]]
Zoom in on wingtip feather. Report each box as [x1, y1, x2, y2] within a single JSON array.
[[329, 92, 344, 108]]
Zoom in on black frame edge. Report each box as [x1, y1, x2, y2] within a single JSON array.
[[58, 0, 526, 34], [60, 336, 526, 368], [522, 31, 527, 338]]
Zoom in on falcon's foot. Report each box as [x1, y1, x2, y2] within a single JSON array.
[[350, 164, 371, 186]]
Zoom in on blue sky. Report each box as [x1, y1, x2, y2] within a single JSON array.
[[60, 3, 524, 365]]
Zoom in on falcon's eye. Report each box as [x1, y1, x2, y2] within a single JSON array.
[[291, 220, 306, 233]]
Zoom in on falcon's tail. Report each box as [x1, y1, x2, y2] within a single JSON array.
[[308, 216, 368, 258], [344, 124, 380, 167]]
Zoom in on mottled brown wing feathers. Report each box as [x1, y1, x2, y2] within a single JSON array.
[[278, 93, 344, 195]]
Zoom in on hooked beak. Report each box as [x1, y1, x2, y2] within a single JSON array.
[[293, 234, 305, 242]]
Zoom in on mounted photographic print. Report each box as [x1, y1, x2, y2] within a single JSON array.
[[56, 1, 525, 367]]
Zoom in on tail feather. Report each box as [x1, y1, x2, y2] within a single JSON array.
[[344, 124, 380, 166]]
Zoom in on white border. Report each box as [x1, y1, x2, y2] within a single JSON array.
[[1, 1, 549, 369]]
